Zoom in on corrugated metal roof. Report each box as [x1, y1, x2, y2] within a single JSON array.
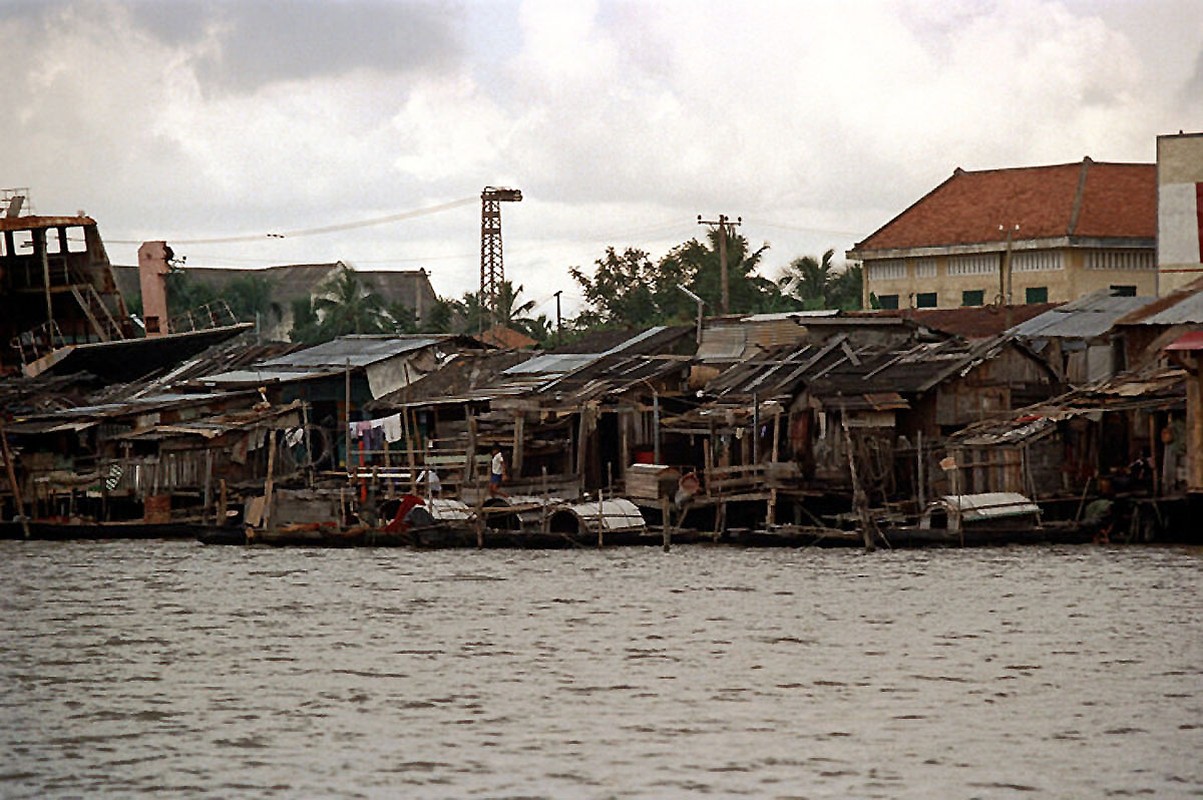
[[599, 325, 668, 356], [1127, 291, 1203, 326], [696, 326, 747, 362], [200, 369, 329, 385], [502, 353, 597, 375], [1009, 291, 1154, 339], [257, 335, 444, 369]]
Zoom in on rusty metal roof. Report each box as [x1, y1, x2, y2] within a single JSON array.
[[0, 214, 96, 232]]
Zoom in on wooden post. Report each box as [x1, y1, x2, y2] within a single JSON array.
[[1148, 412, 1159, 497], [301, 399, 314, 488], [513, 413, 525, 478], [661, 496, 672, 552], [916, 429, 925, 511], [466, 410, 478, 492], [842, 413, 876, 552], [218, 478, 228, 525], [576, 409, 589, 484], [597, 483, 605, 549], [541, 465, 549, 534], [343, 358, 352, 473], [262, 429, 277, 533], [0, 421, 30, 539], [1191, 366, 1203, 493], [620, 415, 629, 481], [752, 392, 760, 465], [203, 448, 214, 525]]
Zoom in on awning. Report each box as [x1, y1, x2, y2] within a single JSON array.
[[1164, 330, 1203, 351]]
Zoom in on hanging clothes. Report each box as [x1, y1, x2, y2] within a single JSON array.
[[381, 413, 404, 444]]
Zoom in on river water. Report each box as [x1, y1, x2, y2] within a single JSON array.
[[1, 541, 1200, 799]]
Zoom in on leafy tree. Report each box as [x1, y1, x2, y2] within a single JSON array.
[[448, 290, 487, 335], [422, 297, 455, 334], [313, 264, 390, 337], [827, 263, 863, 311], [164, 269, 219, 315], [659, 228, 778, 318], [290, 296, 324, 344], [569, 247, 662, 329], [386, 300, 419, 335], [445, 281, 543, 339], [221, 274, 282, 325]]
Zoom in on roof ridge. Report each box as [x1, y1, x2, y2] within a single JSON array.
[[1067, 157, 1090, 236]]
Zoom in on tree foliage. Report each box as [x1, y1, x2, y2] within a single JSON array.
[[778, 250, 862, 311], [571, 236, 862, 331]]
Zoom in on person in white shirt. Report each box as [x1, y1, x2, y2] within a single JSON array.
[[489, 446, 507, 496], [417, 468, 441, 498]]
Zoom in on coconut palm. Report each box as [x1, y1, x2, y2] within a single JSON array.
[[313, 265, 389, 337]]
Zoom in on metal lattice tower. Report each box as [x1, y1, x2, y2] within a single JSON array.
[[480, 186, 522, 321]]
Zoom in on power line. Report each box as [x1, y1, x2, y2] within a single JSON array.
[[106, 196, 477, 245], [752, 218, 869, 238]]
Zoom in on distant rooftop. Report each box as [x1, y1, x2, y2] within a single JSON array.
[[851, 158, 1156, 254]]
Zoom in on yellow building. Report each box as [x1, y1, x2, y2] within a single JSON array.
[[848, 158, 1157, 310]]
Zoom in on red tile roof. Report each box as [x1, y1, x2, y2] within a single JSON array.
[[852, 158, 1155, 253]]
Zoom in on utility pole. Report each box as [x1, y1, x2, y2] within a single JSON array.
[[480, 186, 522, 330], [553, 290, 563, 346], [999, 223, 1019, 331], [698, 214, 741, 315]]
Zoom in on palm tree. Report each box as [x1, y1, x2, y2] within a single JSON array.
[[778, 250, 863, 311], [494, 281, 536, 327], [313, 265, 389, 337], [779, 249, 836, 310]]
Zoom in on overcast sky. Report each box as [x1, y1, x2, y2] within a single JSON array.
[[4, 0, 1201, 319]]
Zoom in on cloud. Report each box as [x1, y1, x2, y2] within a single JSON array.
[[3, 0, 1199, 315], [138, 0, 463, 93]]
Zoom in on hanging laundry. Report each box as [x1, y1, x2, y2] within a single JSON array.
[[381, 413, 404, 444]]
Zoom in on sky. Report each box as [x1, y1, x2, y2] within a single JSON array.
[[3, 0, 1202, 321]]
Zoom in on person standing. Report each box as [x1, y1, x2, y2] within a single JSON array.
[[490, 446, 507, 496]]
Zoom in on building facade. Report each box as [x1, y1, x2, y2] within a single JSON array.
[[1157, 131, 1203, 294], [848, 158, 1157, 310]]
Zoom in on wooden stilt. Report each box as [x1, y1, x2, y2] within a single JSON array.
[[842, 413, 876, 552], [0, 421, 30, 539], [661, 496, 671, 552], [262, 429, 278, 533]]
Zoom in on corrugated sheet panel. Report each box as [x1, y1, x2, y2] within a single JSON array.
[[697, 326, 747, 362], [750, 319, 807, 350]]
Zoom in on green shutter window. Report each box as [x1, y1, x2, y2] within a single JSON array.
[[877, 294, 900, 309], [915, 292, 937, 308], [962, 290, 984, 307], [1025, 287, 1048, 304]]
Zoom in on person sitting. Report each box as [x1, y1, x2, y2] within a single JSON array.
[[416, 468, 441, 498]]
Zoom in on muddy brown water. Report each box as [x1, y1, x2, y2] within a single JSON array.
[[1, 541, 1200, 798]]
